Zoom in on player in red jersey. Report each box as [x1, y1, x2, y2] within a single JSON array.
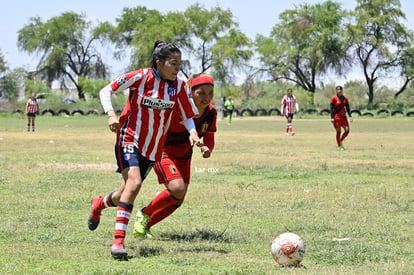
[[280, 88, 299, 136], [330, 85, 353, 150], [133, 73, 217, 238], [25, 92, 39, 132], [87, 40, 202, 260]]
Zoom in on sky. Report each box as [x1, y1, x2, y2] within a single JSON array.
[[1, 0, 414, 86]]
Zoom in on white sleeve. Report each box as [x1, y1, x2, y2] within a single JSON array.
[[99, 84, 114, 114], [295, 103, 299, 112], [184, 118, 196, 134]]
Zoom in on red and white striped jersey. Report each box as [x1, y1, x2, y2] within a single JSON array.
[[26, 98, 39, 113], [101, 68, 198, 161], [281, 95, 299, 115]]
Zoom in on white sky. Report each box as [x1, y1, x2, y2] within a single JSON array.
[[1, 0, 413, 86]]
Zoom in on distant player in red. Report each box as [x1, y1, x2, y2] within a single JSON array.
[[330, 85, 353, 150], [280, 88, 299, 136], [133, 73, 217, 238], [87, 40, 202, 260], [25, 92, 39, 132]]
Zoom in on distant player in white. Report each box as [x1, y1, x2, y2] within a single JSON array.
[[280, 88, 299, 136], [25, 92, 39, 132]]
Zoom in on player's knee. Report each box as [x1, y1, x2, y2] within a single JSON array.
[[170, 188, 186, 201], [167, 180, 187, 200]]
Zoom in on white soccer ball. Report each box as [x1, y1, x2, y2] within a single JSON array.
[[271, 232, 305, 267]]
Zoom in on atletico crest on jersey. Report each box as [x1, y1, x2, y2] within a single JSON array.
[[168, 86, 177, 97]]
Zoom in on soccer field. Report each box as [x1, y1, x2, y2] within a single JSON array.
[[0, 114, 413, 274]]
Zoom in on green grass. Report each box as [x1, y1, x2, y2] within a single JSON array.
[[0, 113, 413, 274]]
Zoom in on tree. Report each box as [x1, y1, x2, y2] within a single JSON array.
[[17, 12, 109, 100], [1, 68, 25, 102], [182, 4, 253, 85], [0, 50, 9, 99], [255, 1, 349, 99], [105, 5, 252, 85], [100, 6, 190, 73], [347, 0, 412, 107]]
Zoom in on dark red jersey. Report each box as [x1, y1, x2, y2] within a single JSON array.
[[330, 95, 350, 119], [163, 103, 217, 161]]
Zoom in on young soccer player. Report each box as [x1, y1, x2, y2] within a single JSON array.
[[280, 88, 299, 136], [25, 92, 39, 132], [133, 73, 217, 238], [87, 40, 202, 260], [330, 85, 353, 150]]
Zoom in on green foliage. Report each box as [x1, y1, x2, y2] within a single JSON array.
[[1, 68, 27, 102], [347, 0, 413, 106], [0, 49, 7, 73], [111, 4, 252, 83], [17, 12, 109, 100], [255, 1, 348, 92], [24, 78, 52, 99], [78, 76, 108, 99]]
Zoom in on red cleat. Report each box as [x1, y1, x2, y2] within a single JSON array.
[[111, 239, 127, 260], [88, 196, 103, 231]]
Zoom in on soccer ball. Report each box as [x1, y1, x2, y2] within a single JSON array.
[[271, 232, 305, 267]]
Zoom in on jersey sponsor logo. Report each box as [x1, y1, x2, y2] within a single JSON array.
[[142, 97, 175, 110], [116, 75, 127, 87], [168, 86, 177, 97]]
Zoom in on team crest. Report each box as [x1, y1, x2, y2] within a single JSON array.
[[124, 153, 131, 161], [168, 86, 177, 97], [169, 164, 177, 174], [201, 122, 209, 133]]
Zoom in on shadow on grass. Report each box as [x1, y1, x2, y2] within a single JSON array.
[[132, 245, 228, 258], [160, 228, 233, 243], [127, 229, 233, 258]]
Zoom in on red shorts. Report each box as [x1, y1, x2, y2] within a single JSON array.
[[154, 154, 191, 184], [333, 117, 349, 129]]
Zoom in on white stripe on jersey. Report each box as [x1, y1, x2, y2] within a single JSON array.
[[134, 71, 148, 154]]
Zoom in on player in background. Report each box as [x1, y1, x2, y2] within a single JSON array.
[[280, 88, 299, 136], [87, 40, 202, 260], [224, 96, 235, 124], [330, 85, 353, 150], [25, 92, 39, 132], [133, 73, 217, 238]]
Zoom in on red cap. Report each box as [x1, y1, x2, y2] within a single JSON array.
[[191, 74, 214, 88]]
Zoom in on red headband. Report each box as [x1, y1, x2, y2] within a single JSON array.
[[191, 74, 214, 88]]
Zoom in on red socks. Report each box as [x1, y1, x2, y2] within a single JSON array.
[[146, 204, 179, 229], [341, 131, 349, 143], [142, 190, 179, 230], [336, 132, 341, 146], [114, 202, 133, 241], [143, 190, 178, 215]]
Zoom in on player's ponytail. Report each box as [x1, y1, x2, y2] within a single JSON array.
[[151, 40, 181, 70]]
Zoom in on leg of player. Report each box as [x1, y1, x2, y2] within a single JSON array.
[[133, 179, 186, 238], [111, 167, 143, 260], [88, 185, 123, 231], [340, 125, 350, 149]]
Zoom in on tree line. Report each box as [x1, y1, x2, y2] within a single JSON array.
[[0, 0, 413, 108]]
